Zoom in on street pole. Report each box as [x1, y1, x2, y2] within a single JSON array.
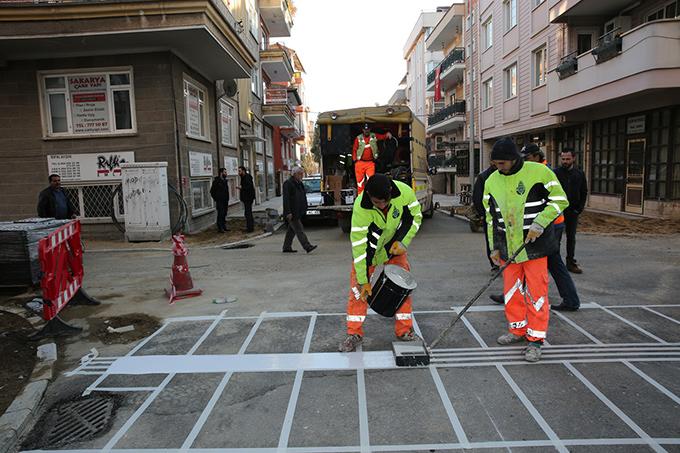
[[468, 3, 475, 186]]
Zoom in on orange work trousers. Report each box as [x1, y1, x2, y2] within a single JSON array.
[[354, 160, 375, 194], [502, 257, 550, 343], [346, 254, 413, 337]]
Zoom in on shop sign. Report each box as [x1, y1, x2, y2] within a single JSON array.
[[224, 156, 239, 175], [68, 75, 110, 134], [627, 115, 645, 134], [189, 151, 213, 177], [47, 152, 135, 182]]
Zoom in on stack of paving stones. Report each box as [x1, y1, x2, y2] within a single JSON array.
[[0, 218, 71, 286]]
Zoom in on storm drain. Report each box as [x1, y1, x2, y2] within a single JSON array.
[[41, 395, 116, 447], [222, 243, 255, 250]]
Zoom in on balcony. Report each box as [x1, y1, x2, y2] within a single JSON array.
[[548, 20, 680, 116], [260, 0, 294, 38], [262, 88, 295, 127], [260, 47, 294, 83], [427, 101, 466, 134], [549, 0, 633, 24], [426, 48, 465, 92]]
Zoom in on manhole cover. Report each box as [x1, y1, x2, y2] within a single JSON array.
[[40, 395, 116, 447], [222, 243, 254, 250]]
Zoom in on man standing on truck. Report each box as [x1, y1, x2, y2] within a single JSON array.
[[483, 138, 568, 362], [339, 173, 422, 352], [352, 123, 392, 194]]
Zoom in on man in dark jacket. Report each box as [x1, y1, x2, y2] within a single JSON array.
[[554, 149, 588, 274], [282, 166, 317, 253], [472, 162, 497, 272], [37, 174, 76, 219], [237, 166, 256, 232], [210, 167, 230, 233]]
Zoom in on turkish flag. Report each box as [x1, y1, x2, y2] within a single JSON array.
[[434, 67, 441, 102]]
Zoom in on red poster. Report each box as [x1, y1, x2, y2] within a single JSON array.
[[434, 67, 442, 102]]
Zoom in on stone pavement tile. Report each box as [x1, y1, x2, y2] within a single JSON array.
[[505, 363, 638, 439], [0, 409, 31, 434], [364, 368, 458, 446], [555, 309, 656, 343], [245, 316, 310, 353], [133, 320, 214, 356], [632, 361, 680, 397], [572, 362, 680, 438], [0, 429, 18, 453], [606, 307, 680, 342], [308, 315, 348, 353], [194, 318, 256, 355], [192, 371, 295, 448], [287, 370, 359, 448], [115, 373, 223, 449], [412, 312, 481, 349], [4, 380, 46, 414], [438, 366, 547, 442], [99, 373, 168, 388]]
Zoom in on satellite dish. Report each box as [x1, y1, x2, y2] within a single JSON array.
[[224, 79, 238, 97]]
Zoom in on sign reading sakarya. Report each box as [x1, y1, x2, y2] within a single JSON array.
[[47, 152, 135, 182], [189, 151, 213, 177], [68, 75, 110, 134]]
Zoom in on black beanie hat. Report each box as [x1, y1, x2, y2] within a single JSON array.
[[491, 137, 521, 161], [522, 143, 540, 156], [365, 174, 392, 200]]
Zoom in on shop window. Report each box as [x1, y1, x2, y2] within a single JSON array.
[[646, 109, 673, 200], [591, 118, 626, 195], [191, 179, 214, 215], [63, 184, 124, 221], [184, 79, 209, 141], [671, 108, 680, 199], [40, 69, 136, 137]]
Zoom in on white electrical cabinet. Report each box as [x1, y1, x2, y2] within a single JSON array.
[[121, 162, 171, 242]]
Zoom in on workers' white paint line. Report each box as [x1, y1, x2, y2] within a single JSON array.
[[127, 322, 170, 355], [496, 364, 568, 453], [622, 361, 680, 406], [548, 310, 604, 344], [603, 304, 680, 309], [432, 346, 680, 356], [181, 314, 266, 451], [90, 387, 157, 392], [459, 312, 489, 349], [186, 316, 227, 355], [563, 362, 666, 453], [429, 366, 470, 447], [642, 307, 680, 326], [277, 314, 317, 451], [436, 357, 680, 368], [434, 342, 680, 352], [433, 350, 680, 360], [593, 302, 667, 343], [355, 346, 370, 453]]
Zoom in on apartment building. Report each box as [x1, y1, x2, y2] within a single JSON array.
[[425, 2, 468, 194], [0, 0, 258, 234]]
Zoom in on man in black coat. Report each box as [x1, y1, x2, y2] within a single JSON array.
[[282, 166, 317, 253], [37, 174, 76, 219], [210, 167, 230, 233], [237, 166, 256, 232], [554, 149, 588, 274], [472, 162, 497, 271]]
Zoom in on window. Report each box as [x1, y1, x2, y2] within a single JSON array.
[[646, 109, 671, 199], [504, 63, 517, 100], [246, 0, 259, 38], [265, 126, 273, 157], [533, 45, 547, 87], [251, 66, 262, 98], [482, 78, 493, 109], [39, 69, 135, 137], [647, 2, 677, 21], [184, 79, 209, 141], [220, 100, 235, 147], [63, 184, 124, 221], [465, 14, 471, 30], [504, 0, 517, 31], [577, 34, 593, 55], [533, 0, 545, 7], [254, 119, 264, 155], [591, 118, 626, 194], [190, 179, 214, 214], [482, 17, 493, 50]]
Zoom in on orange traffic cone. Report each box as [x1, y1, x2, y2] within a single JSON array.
[[165, 234, 202, 304]]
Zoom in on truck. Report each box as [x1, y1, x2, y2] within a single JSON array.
[[315, 105, 434, 232]]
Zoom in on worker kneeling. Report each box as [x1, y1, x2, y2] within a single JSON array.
[[339, 174, 422, 352], [483, 138, 569, 362]]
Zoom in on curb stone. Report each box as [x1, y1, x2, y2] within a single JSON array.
[[0, 337, 57, 453]]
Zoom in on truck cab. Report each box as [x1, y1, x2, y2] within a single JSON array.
[[302, 174, 335, 221]]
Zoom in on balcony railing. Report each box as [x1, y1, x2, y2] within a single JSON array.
[[556, 51, 578, 79], [592, 28, 622, 64], [427, 47, 465, 85], [428, 101, 466, 126]]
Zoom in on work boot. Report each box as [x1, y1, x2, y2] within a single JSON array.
[[551, 303, 579, 312], [338, 334, 363, 352], [567, 260, 583, 274], [489, 294, 504, 304], [524, 342, 542, 362], [397, 328, 416, 341], [497, 332, 525, 345]]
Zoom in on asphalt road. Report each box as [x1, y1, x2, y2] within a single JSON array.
[[22, 212, 680, 452]]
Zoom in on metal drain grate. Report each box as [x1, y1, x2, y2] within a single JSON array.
[[222, 243, 255, 250], [42, 395, 115, 447]]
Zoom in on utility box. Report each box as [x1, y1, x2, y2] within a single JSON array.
[[121, 162, 171, 242]]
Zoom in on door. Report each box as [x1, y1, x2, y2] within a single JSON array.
[[624, 139, 645, 214]]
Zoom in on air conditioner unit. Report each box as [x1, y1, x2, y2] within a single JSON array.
[[604, 16, 631, 35]]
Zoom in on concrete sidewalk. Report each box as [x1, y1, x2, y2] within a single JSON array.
[[227, 196, 283, 218]]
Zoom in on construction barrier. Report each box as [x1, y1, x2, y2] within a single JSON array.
[[38, 220, 83, 321]]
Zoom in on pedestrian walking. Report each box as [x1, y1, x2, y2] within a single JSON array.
[[210, 167, 230, 233], [554, 149, 588, 274], [472, 162, 497, 272], [339, 174, 423, 352], [523, 144, 581, 311], [352, 123, 392, 194], [237, 166, 256, 233], [37, 174, 77, 220], [483, 138, 568, 362], [282, 166, 317, 253]]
